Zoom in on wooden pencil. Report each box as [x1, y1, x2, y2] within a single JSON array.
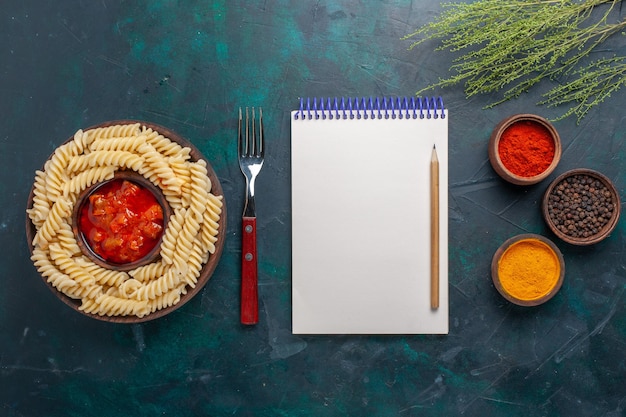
[[431, 145, 440, 310]]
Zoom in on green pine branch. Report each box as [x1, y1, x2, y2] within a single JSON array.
[[539, 56, 626, 120], [403, 0, 626, 122]]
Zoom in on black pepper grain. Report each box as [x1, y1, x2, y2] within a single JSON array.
[[547, 174, 615, 239]]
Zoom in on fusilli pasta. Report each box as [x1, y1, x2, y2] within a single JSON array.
[[28, 123, 223, 318]]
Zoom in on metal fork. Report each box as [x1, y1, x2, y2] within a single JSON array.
[[238, 107, 264, 325]]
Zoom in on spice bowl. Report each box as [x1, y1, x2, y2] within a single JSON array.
[[71, 170, 173, 272], [491, 234, 565, 306], [542, 168, 620, 245], [488, 114, 562, 185]]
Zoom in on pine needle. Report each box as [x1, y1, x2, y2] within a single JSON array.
[[539, 56, 626, 121], [403, 0, 626, 122]]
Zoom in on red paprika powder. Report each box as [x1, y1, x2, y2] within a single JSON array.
[[498, 120, 555, 177]]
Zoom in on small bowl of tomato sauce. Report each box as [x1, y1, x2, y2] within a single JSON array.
[[72, 170, 171, 271]]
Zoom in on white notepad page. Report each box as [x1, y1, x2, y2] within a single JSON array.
[[291, 101, 448, 334]]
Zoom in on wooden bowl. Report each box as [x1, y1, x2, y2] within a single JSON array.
[[488, 114, 561, 185], [71, 170, 173, 272], [542, 168, 620, 245], [491, 234, 565, 306], [25, 120, 227, 323]]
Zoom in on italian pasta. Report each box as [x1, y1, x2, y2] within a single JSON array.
[[147, 284, 187, 314], [75, 257, 130, 288], [32, 196, 72, 250], [27, 170, 51, 227], [62, 165, 116, 197], [79, 294, 150, 318], [28, 123, 223, 319], [55, 222, 82, 256], [88, 123, 141, 140], [143, 127, 192, 159]]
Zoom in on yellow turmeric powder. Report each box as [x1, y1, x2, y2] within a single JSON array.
[[497, 238, 560, 301]]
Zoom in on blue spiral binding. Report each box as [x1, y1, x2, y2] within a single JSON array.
[[295, 96, 446, 120]]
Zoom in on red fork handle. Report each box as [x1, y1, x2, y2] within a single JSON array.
[[241, 216, 258, 324]]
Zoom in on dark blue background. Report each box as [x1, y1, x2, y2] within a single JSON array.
[[2, 1, 625, 416]]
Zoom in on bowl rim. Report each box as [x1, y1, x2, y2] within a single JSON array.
[[25, 119, 227, 323], [542, 168, 621, 246], [491, 233, 565, 307], [488, 113, 562, 186]]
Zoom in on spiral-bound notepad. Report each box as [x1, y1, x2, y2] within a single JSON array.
[[291, 97, 449, 334]]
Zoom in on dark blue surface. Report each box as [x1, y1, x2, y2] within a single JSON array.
[[1, 1, 625, 416]]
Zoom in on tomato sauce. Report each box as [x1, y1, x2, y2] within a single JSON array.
[[79, 179, 164, 264]]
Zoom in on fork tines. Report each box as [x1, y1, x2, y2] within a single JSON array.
[[239, 107, 264, 159]]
